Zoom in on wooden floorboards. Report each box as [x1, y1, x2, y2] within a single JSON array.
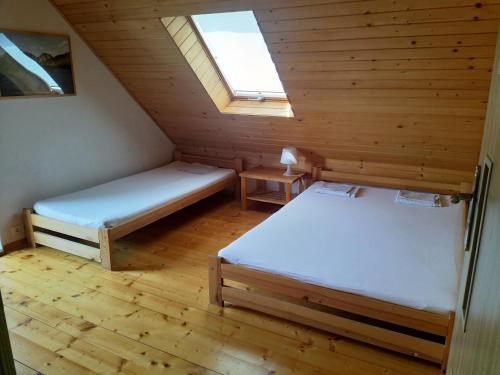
[[0, 194, 440, 375]]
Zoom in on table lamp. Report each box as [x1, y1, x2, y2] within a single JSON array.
[[280, 146, 298, 176]]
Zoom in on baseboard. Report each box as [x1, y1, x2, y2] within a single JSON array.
[[1, 238, 27, 255]]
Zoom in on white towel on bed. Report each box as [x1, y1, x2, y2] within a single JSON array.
[[395, 190, 442, 207], [314, 182, 360, 198]]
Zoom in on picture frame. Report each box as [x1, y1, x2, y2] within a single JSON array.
[[0, 29, 75, 98], [461, 156, 493, 330]]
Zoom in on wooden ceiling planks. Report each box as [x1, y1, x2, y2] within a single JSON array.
[[51, 0, 500, 187]]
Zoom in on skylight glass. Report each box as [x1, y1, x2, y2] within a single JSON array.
[[191, 11, 286, 100]]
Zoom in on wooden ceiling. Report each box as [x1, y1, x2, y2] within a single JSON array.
[[52, 0, 500, 188]]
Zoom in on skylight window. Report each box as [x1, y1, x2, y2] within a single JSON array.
[[191, 11, 286, 100]]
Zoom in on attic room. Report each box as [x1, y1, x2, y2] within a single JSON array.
[[1, 0, 499, 374]]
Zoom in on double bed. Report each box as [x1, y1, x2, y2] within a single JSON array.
[[210, 167, 469, 371], [24, 152, 242, 270]]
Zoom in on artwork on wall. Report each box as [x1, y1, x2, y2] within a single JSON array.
[[0, 30, 75, 98]]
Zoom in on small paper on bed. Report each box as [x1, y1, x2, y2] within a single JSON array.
[[314, 181, 360, 198], [176, 162, 217, 175], [395, 190, 442, 207]]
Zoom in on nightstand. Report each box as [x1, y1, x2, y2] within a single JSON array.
[[239, 167, 305, 210]]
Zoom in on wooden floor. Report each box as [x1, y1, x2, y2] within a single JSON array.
[[0, 194, 441, 375]]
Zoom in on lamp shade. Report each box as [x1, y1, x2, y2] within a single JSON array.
[[280, 146, 298, 165]]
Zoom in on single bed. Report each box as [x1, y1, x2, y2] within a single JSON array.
[[24, 152, 242, 270], [209, 167, 470, 371]]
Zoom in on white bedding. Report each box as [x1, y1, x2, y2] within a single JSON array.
[[219, 182, 465, 314], [34, 161, 235, 228]]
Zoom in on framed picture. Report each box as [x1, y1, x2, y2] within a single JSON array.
[[0, 30, 75, 98], [464, 165, 481, 251], [461, 156, 493, 330]]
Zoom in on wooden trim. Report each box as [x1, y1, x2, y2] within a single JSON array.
[[221, 262, 449, 335], [30, 213, 99, 242], [208, 255, 223, 306], [211, 256, 455, 368], [33, 231, 100, 262], [1, 238, 28, 255], [107, 176, 235, 240], [161, 16, 230, 113], [441, 312, 455, 373], [23, 208, 36, 248], [222, 286, 444, 363], [174, 151, 243, 172], [26, 153, 242, 269], [186, 16, 234, 101], [312, 166, 469, 194], [220, 100, 294, 118]]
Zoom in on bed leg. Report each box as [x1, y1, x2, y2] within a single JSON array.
[[234, 177, 241, 200], [311, 166, 321, 182], [208, 256, 223, 307], [98, 229, 113, 271], [233, 158, 243, 201], [23, 208, 36, 248], [441, 312, 455, 373], [174, 150, 182, 161]]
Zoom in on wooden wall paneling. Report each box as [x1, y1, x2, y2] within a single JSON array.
[[50, 0, 500, 189], [257, 4, 500, 32]]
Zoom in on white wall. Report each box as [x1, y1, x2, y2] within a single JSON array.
[[0, 0, 175, 249]]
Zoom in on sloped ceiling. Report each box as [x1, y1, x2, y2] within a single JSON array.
[[52, 0, 500, 187]]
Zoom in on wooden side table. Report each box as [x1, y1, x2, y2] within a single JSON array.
[[239, 167, 305, 210]]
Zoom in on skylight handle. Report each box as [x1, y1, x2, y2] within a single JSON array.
[[247, 95, 265, 102]]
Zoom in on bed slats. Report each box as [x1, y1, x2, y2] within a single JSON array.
[[33, 231, 101, 262]]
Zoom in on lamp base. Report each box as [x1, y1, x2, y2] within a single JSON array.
[[283, 165, 294, 176]]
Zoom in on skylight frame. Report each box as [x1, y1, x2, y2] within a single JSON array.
[[189, 12, 288, 102]]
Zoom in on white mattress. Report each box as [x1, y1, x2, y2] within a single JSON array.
[[34, 161, 235, 228], [219, 182, 465, 314]]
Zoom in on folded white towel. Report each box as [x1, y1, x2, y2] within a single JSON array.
[[176, 162, 217, 175], [314, 182, 360, 198], [395, 190, 441, 207]]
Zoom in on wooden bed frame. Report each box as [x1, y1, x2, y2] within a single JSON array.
[[23, 151, 243, 271], [209, 167, 471, 372]]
